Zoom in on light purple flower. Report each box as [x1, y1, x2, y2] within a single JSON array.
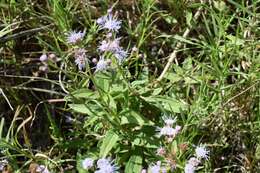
[[36, 165, 50, 173], [157, 126, 175, 137], [188, 157, 200, 167], [95, 58, 108, 72], [67, 30, 85, 44], [97, 16, 107, 25], [95, 158, 118, 173], [149, 161, 161, 173], [163, 116, 176, 126], [39, 65, 48, 72], [114, 48, 127, 63], [39, 54, 48, 62], [195, 145, 209, 160], [184, 163, 196, 173], [0, 159, 8, 171], [82, 158, 94, 170], [74, 48, 87, 70], [97, 158, 110, 169], [141, 169, 147, 173], [97, 14, 121, 32], [161, 167, 167, 173], [98, 38, 120, 53]]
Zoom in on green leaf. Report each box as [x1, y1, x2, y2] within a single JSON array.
[[164, 73, 182, 83], [142, 96, 187, 113], [70, 88, 97, 99], [186, 11, 192, 27], [125, 154, 142, 173], [174, 35, 197, 45], [94, 72, 111, 92], [120, 109, 154, 126], [99, 130, 119, 157], [69, 104, 96, 116]]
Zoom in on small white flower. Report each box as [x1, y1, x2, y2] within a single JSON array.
[[114, 48, 127, 63], [141, 169, 147, 173], [188, 157, 200, 167], [95, 158, 117, 173], [0, 159, 8, 171], [173, 125, 181, 136], [184, 163, 196, 173], [163, 117, 176, 126], [97, 158, 110, 169], [97, 16, 107, 25], [39, 54, 48, 62], [74, 48, 87, 70], [82, 158, 94, 170], [157, 126, 175, 137], [149, 161, 161, 173], [39, 65, 48, 72], [161, 167, 167, 173], [195, 145, 209, 160], [36, 165, 50, 173], [95, 58, 108, 72], [97, 14, 121, 32], [67, 30, 85, 44]]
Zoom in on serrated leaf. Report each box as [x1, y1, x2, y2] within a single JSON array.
[[99, 130, 119, 157]]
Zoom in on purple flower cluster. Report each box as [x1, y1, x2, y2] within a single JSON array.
[[148, 161, 167, 173], [157, 116, 181, 142], [184, 145, 209, 173], [82, 157, 118, 173], [39, 53, 58, 73], [0, 159, 8, 171], [96, 9, 128, 67], [67, 31, 85, 44], [66, 30, 88, 71], [74, 48, 87, 71], [36, 165, 50, 173], [97, 13, 121, 32]]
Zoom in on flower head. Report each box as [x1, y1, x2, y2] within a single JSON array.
[[141, 169, 147, 173], [114, 48, 127, 63], [95, 158, 118, 173], [188, 157, 200, 167], [184, 163, 195, 173], [82, 158, 94, 170], [74, 48, 87, 70], [97, 158, 110, 169], [0, 159, 8, 171], [98, 38, 120, 53], [97, 14, 121, 32], [149, 161, 161, 173], [95, 58, 108, 72], [36, 165, 50, 173], [195, 145, 209, 160], [163, 116, 176, 126], [39, 54, 48, 62], [67, 30, 85, 44], [157, 126, 175, 137]]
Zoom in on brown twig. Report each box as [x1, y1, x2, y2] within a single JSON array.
[[156, 1, 205, 83]]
